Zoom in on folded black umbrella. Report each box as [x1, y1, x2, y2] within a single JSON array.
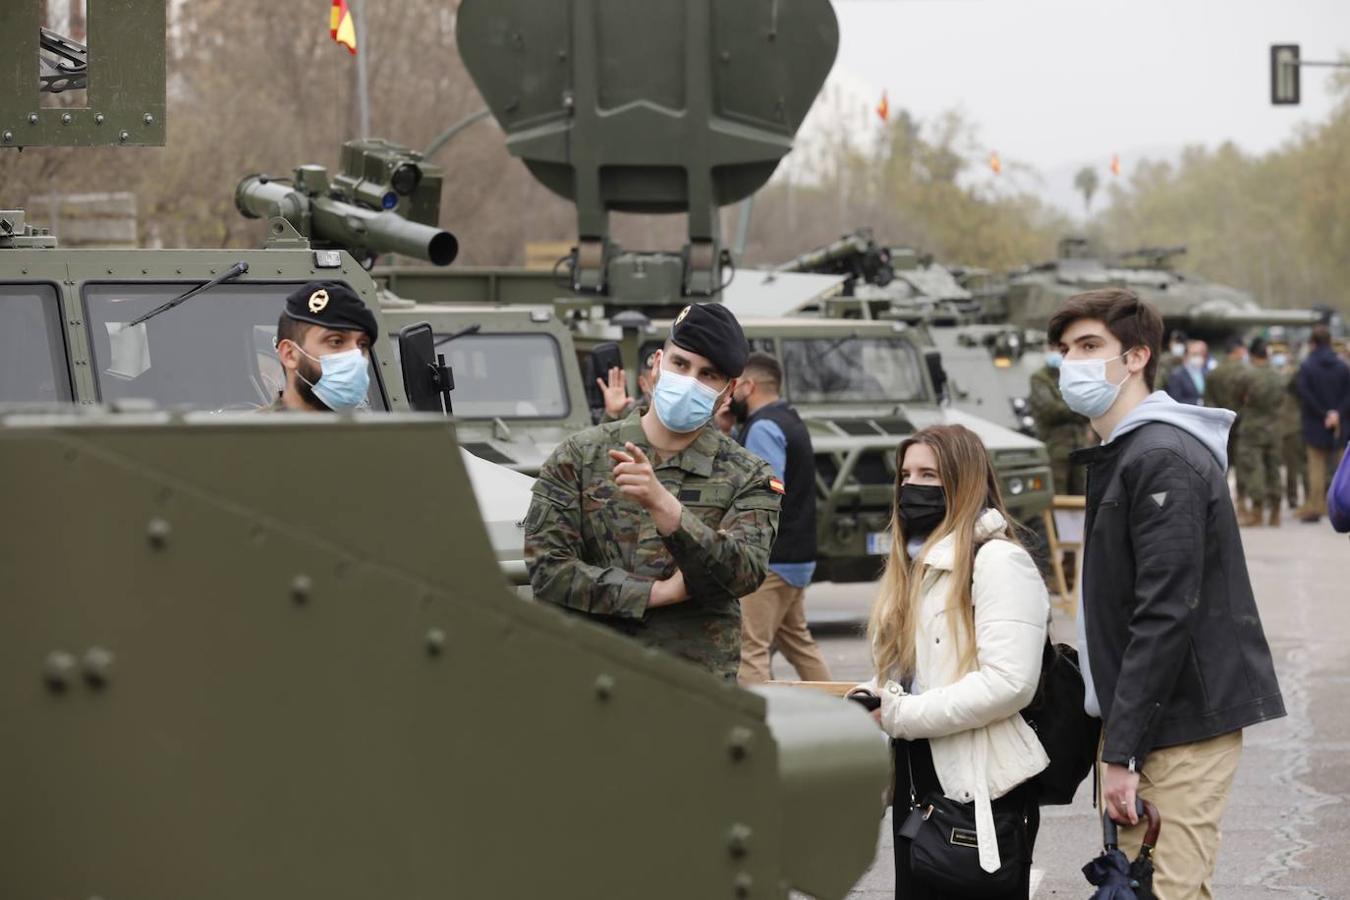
[[1083, 798, 1161, 900]]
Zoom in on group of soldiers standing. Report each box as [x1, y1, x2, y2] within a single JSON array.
[[1030, 328, 1324, 527]]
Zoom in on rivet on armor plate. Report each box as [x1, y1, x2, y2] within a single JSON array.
[[146, 518, 171, 549]]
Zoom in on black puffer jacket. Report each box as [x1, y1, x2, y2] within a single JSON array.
[[1071, 419, 1285, 768]]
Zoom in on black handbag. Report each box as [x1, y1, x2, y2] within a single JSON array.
[[1020, 641, 1101, 805], [898, 744, 1030, 898]]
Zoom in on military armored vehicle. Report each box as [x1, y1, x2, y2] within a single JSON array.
[[1005, 239, 1323, 341], [1, 3, 891, 896], [775, 229, 1045, 435]]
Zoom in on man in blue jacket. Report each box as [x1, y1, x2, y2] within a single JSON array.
[[725, 352, 832, 684], [1294, 324, 1350, 523], [1050, 288, 1285, 899]]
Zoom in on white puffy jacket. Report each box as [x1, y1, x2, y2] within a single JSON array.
[[862, 509, 1049, 874]]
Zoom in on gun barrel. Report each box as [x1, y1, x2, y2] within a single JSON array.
[[776, 234, 873, 273], [1189, 308, 1323, 328], [313, 199, 459, 267], [234, 175, 459, 267]]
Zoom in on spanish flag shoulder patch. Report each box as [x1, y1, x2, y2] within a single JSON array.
[[767, 477, 785, 495]]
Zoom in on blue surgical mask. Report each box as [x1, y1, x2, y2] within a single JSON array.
[[295, 345, 370, 411], [651, 367, 722, 433], [1272, 353, 1289, 368], [1058, 352, 1130, 419], [1044, 351, 1063, 369]]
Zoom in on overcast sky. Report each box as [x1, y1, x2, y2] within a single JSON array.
[[826, 0, 1349, 212]]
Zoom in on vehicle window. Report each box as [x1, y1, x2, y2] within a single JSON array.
[[781, 336, 927, 403], [0, 283, 71, 403], [82, 281, 387, 411], [439, 333, 569, 419]]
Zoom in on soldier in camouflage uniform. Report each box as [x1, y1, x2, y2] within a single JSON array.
[[1276, 351, 1307, 510], [1235, 339, 1286, 527], [1028, 347, 1090, 495], [1204, 337, 1249, 501], [525, 304, 781, 680]]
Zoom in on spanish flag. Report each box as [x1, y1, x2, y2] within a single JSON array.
[[331, 0, 357, 55], [876, 90, 890, 124], [989, 151, 1002, 175]]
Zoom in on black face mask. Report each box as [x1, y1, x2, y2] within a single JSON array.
[[898, 483, 947, 539]]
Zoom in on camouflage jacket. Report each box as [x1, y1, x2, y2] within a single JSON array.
[[1027, 365, 1087, 442], [1238, 364, 1286, 437], [524, 411, 781, 679], [1204, 360, 1246, 412]]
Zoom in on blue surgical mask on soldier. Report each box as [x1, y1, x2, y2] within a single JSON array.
[[293, 344, 370, 411], [1044, 351, 1063, 369], [1058, 352, 1131, 419], [652, 367, 722, 433], [1272, 353, 1289, 368]]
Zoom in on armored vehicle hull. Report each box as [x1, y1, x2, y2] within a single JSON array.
[[0, 409, 888, 899]]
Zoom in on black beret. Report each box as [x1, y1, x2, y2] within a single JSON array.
[[669, 303, 748, 378], [282, 281, 379, 341]]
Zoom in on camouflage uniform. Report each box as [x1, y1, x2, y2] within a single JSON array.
[[1205, 359, 1246, 493], [1235, 363, 1286, 522], [1279, 371, 1306, 509], [1155, 352, 1185, 397], [1027, 364, 1090, 495], [524, 412, 781, 680]]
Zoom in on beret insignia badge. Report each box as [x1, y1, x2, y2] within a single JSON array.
[[308, 289, 330, 313], [674, 305, 691, 325]]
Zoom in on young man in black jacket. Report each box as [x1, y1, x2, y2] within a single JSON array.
[[1049, 288, 1285, 899]]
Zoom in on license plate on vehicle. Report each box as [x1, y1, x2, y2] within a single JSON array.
[[866, 532, 892, 555]]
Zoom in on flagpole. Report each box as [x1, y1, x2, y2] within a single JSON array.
[[353, 0, 370, 138]]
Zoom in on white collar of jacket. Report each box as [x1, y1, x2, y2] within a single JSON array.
[[919, 508, 1007, 571]]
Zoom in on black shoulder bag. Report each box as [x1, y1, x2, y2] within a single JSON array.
[[1020, 641, 1101, 805], [896, 743, 1030, 896]]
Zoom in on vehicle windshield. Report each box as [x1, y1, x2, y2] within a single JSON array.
[[82, 281, 387, 411], [0, 282, 72, 402], [781, 336, 927, 403], [438, 332, 569, 419]]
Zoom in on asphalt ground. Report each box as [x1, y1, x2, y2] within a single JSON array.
[[782, 514, 1349, 899]]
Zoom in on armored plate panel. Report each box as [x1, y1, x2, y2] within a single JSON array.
[[0, 410, 889, 898], [456, 0, 838, 218], [0, 0, 167, 148]]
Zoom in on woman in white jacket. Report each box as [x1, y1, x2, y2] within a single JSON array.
[[857, 424, 1049, 899]]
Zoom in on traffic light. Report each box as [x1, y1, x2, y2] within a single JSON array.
[[1271, 44, 1300, 105]]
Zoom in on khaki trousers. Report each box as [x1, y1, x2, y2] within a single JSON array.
[[1101, 730, 1243, 900], [737, 572, 832, 684], [1304, 445, 1345, 516]]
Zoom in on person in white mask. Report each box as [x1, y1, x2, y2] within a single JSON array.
[[263, 281, 377, 413], [523, 303, 783, 680], [1048, 288, 1285, 900]]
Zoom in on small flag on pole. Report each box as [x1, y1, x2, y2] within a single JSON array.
[[876, 90, 890, 124], [990, 151, 1002, 175], [331, 0, 357, 55], [1110, 153, 1121, 176]]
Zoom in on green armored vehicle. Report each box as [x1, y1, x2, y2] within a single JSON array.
[[2, 4, 891, 896], [776, 229, 1045, 435], [1006, 239, 1322, 340]]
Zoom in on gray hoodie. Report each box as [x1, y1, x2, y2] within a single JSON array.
[[1078, 391, 1235, 717]]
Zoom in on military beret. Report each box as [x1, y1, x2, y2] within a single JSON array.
[[282, 281, 379, 341], [669, 303, 748, 378]]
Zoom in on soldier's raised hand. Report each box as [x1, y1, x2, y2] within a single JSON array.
[[609, 442, 682, 533], [597, 366, 630, 418]]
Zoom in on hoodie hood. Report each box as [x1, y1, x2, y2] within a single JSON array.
[[1107, 391, 1235, 468]]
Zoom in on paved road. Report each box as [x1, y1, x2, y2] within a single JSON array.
[[783, 519, 1348, 899]]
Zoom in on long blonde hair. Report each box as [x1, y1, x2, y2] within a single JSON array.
[[867, 425, 1020, 682]]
